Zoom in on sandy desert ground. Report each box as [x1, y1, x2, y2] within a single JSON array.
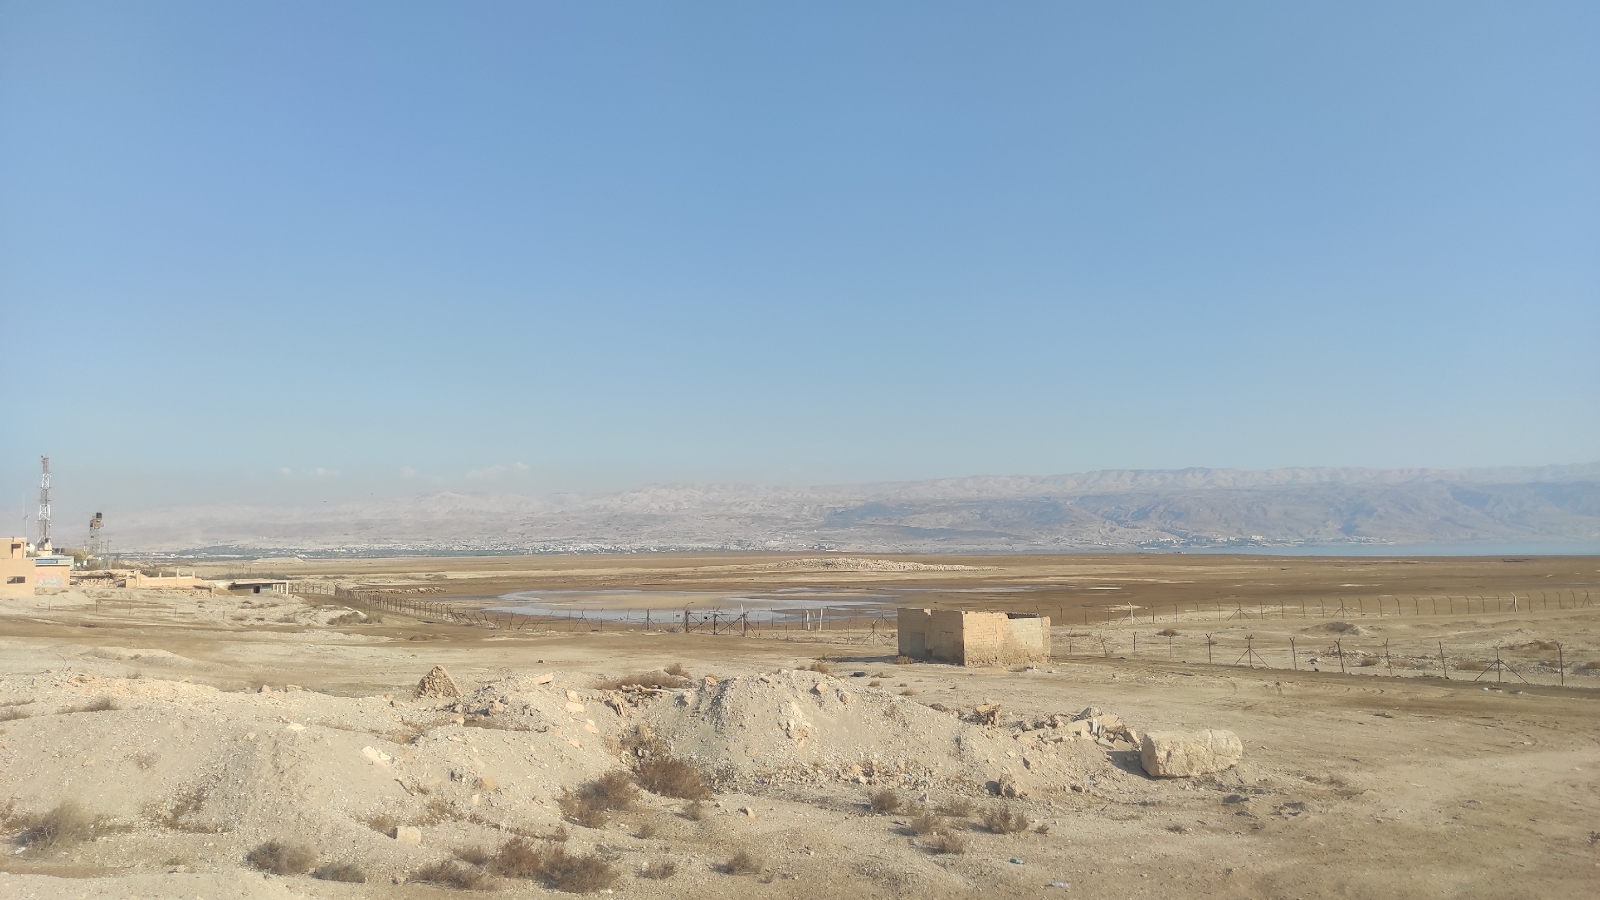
[[1, 552, 1597, 899]]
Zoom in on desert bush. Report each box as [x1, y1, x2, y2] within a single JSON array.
[[559, 771, 638, 828], [901, 688, 917, 696], [1454, 660, 1489, 672], [684, 800, 710, 821], [723, 848, 765, 875], [982, 805, 1030, 835], [869, 789, 902, 814], [636, 819, 662, 840], [409, 861, 489, 889], [806, 661, 831, 675], [634, 757, 711, 801], [1581, 661, 1600, 671], [926, 830, 969, 854], [312, 862, 367, 883], [246, 839, 317, 875], [1356, 656, 1380, 667], [642, 858, 678, 879], [1157, 628, 1179, 637], [17, 801, 96, 850], [594, 671, 687, 691], [359, 812, 398, 835], [909, 807, 943, 836], [868, 680, 882, 687], [328, 612, 362, 626], [894, 656, 913, 665], [939, 798, 974, 818], [664, 662, 689, 677], [490, 838, 617, 892], [454, 845, 491, 866]]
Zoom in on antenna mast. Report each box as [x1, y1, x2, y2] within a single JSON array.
[[38, 456, 51, 553]]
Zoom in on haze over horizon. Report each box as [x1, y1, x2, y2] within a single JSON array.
[[2, 3, 1596, 523]]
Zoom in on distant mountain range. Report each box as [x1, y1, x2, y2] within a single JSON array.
[[105, 463, 1600, 556]]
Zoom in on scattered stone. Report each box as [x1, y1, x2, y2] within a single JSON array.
[[416, 666, 461, 699], [740, 806, 756, 817], [1139, 730, 1243, 777], [974, 703, 1002, 726], [1009, 857, 1026, 865], [1075, 707, 1100, 720], [996, 773, 1026, 799], [393, 826, 422, 844]]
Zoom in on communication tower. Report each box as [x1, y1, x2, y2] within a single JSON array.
[[37, 456, 52, 554], [89, 511, 104, 563]]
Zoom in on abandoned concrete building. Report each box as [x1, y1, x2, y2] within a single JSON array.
[[1, 538, 33, 599], [897, 608, 1051, 666]]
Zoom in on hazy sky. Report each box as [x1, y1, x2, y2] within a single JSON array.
[[2, 1, 1596, 521]]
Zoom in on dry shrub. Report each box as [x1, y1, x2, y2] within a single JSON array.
[[806, 661, 831, 675], [1157, 628, 1179, 637], [328, 612, 362, 626], [868, 680, 882, 687], [642, 858, 678, 879], [409, 861, 489, 889], [454, 845, 491, 866], [636, 819, 662, 840], [909, 807, 943, 835], [982, 805, 1030, 835], [684, 800, 710, 821], [664, 662, 689, 677], [65, 697, 116, 714], [246, 839, 317, 875], [894, 655, 913, 665], [17, 801, 96, 850], [723, 848, 765, 875], [359, 812, 398, 835], [559, 771, 638, 828], [1580, 661, 1600, 671], [869, 789, 902, 814], [1356, 657, 1380, 668], [490, 838, 618, 892], [1454, 660, 1489, 672], [901, 688, 917, 696], [152, 784, 222, 833], [594, 671, 687, 691], [926, 830, 968, 854], [313, 862, 367, 883], [635, 757, 711, 801], [939, 798, 974, 818]]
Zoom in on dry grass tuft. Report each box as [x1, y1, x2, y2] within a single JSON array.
[[869, 789, 902, 814], [805, 661, 831, 675], [642, 858, 678, 879], [490, 838, 618, 892], [454, 845, 491, 866], [900, 688, 917, 696], [926, 830, 969, 854], [939, 798, 974, 818], [17, 801, 96, 850], [65, 697, 117, 714], [1157, 628, 1180, 637], [559, 771, 638, 828], [684, 800, 710, 821], [868, 680, 882, 687], [246, 839, 317, 875], [1581, 661, 1600, 671], [909, 807, 944, 835], [635, 757, 712, 800], [636, 819, 663, 840], [409, 860, 490, 889], [722, 848, 765, 875], [313, 861, 367, 883], [664, 662, 689, 677], [982, 805, 1030, 835]]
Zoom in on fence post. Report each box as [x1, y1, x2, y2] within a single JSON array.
[[1439, 642, 1448, 679], [1557, 642, 1564, 686], [1336, 640, 1346, 674], [1205, 634, 1213, 665], [1290, 638, 1297, 670]]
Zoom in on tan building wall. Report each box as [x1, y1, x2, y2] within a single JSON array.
[[1, 538, 32, 599], [121, 573, 210, 591], [897, 608, 1051, 667], [33, 558, 72, 590]]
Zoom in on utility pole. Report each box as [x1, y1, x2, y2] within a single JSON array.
[[38, 456, 52, 553]]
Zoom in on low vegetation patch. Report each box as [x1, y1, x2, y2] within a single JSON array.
[[869, 789, 902, 814], [246, 839, 317, 875], [490, 837, 618, 893], [684, 800, 710, 821], [663, 662, 689, 677], [454, 845, 491, 866], [909, 807, 943, 836], [594, 671, 688, 691], [642, 858, 678, 879], [805, 661, 831, 675], [982, 805, 1030, 835], [634, 757, 712, 800], [939, 798, 974, 818], [722, 848, 765, 875], [926, 830, 969, 854], [409, 860, 489, 890], [559, 771, 638, 828], [64, 697, 117, 714], [16, 801, 96, 850], [312, 861, 367, 883]]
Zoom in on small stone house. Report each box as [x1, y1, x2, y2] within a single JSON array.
[[897, 608, 1051, 667]]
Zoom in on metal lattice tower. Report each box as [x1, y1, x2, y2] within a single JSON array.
[[37, 456, 51, 552], [89, 511, 104, 561]]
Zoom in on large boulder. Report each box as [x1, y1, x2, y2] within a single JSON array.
[[1139, 729, 1242, 777]]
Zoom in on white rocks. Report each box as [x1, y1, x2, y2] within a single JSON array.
[[392, 826, 422, 844], [1139, 729, 1243, 777]]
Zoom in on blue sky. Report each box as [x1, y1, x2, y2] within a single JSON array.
[[1, 1, 1596, 517]]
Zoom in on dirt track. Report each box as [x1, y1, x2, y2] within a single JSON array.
[[1, 553, 1596, 898]]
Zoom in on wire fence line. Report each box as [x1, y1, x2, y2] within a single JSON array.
[[1036, 591, 1593, 626]]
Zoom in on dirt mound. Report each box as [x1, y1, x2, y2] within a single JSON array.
[[636, 669, 1110, 797], [1317, 621, 1366, 635]]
